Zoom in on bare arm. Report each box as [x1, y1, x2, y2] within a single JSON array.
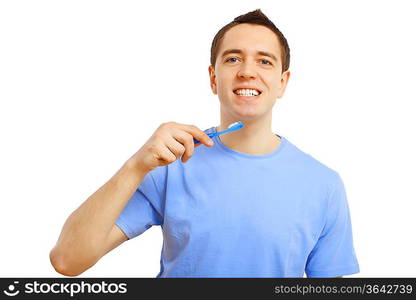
[[49, 160, 148, 277], [49, 122, 213, 277]]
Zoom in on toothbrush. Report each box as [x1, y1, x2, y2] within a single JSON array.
[[194, 121, 244, 144]]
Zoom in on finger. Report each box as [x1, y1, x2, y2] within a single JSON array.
[[176, 124, 214, 147], [171, 129, 194, 163], [156, 143, 177, 166], [165, 137, 186, 160]]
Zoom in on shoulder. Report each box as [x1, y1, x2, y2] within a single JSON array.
[[284, 138, 341, 188]]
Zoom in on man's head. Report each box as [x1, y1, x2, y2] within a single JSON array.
[[209, 9, 291, 122]]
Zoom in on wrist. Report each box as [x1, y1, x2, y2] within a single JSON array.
[[124, 157, 150, 178]]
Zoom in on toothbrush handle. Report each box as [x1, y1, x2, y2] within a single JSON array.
[[194, 132, 218, 144], [193, 127, 237, 144]]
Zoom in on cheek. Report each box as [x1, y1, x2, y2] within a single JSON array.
[[266, 76, 281, 95], [216, 73, 231, 92]]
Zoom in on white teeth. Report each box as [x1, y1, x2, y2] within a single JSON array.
[[235, 89, 260, 96]]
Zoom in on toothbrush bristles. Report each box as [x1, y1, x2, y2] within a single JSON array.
[[228, 121, 240, 128]]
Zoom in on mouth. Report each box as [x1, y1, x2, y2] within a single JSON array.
[[233, 88, 262, 100]]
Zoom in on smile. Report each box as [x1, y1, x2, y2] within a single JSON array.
[[233, 88, 262, 96]]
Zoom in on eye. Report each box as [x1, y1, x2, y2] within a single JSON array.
[[260, 59, 272, 65], [226, 57, 239, 63]]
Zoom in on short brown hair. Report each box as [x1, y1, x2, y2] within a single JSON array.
[[210, 9, 290, 73]]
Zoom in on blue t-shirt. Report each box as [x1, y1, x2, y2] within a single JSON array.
[[116, 127, 359, 277]]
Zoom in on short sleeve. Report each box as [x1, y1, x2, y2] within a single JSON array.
[[305, 173, 360, 277], [115, 169, 165, 239]]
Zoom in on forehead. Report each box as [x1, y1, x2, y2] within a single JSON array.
[[219, 23, 282, 58]]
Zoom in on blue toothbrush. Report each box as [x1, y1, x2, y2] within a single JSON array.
[[194, 121, 244, 144]]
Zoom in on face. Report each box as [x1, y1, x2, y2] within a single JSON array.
[[209, 24, 290, 122]]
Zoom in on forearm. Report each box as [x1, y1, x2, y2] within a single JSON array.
[[50, 159, 148, 268]]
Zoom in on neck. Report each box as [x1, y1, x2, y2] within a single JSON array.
[[217, 113, 281, 155]]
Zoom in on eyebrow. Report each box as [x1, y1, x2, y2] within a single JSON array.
[[221, 48, 278, 62]]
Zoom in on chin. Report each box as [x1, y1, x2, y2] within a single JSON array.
[[219, 95, 270, 119], [225, 107, 265, 121]]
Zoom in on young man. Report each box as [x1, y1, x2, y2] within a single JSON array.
[[50, 9, 359, 278]]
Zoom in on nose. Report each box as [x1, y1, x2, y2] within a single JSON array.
[[237, 62, 257, 80]]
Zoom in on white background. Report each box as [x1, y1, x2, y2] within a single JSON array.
[[1, 0, 415, 277]]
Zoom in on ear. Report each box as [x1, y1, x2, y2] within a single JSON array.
[[277, 70, 291, 98], [208, 65, 217, 94]]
